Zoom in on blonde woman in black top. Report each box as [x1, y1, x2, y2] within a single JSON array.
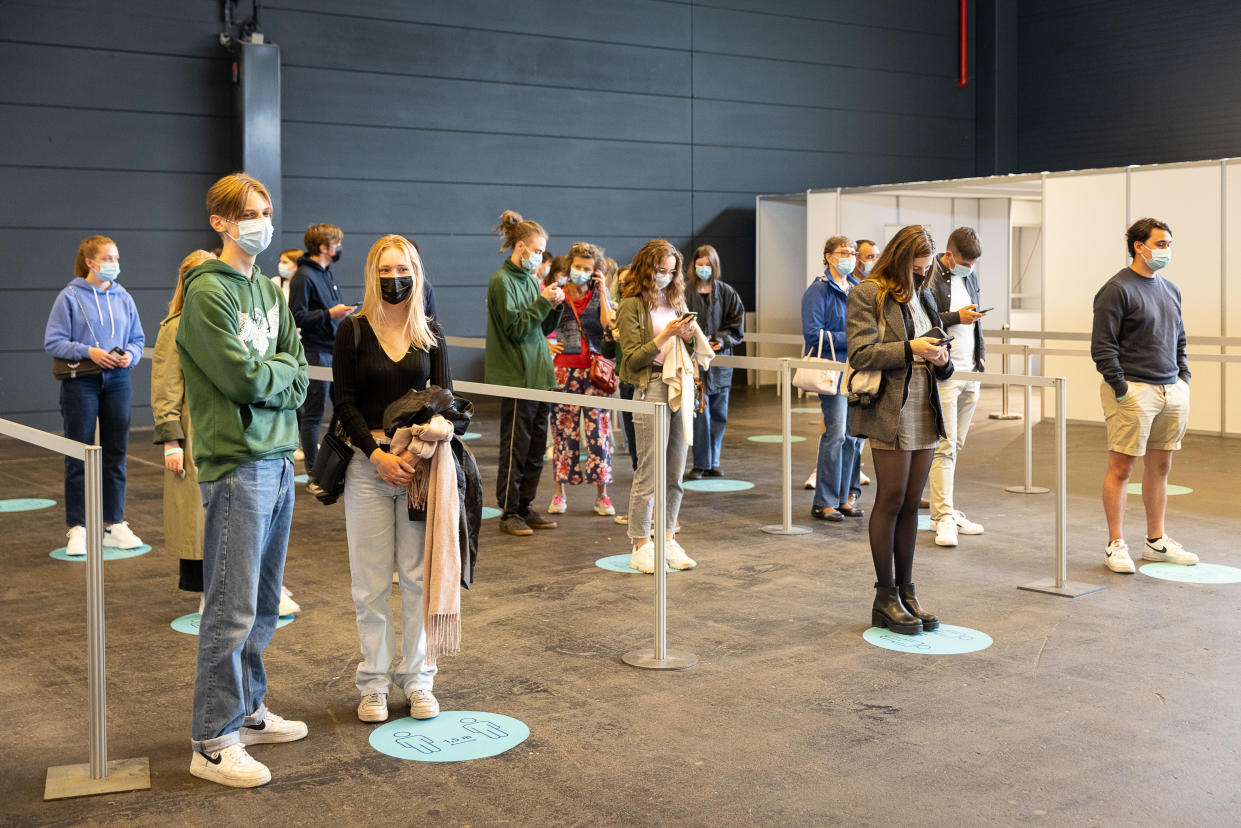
[[333, 234, 450, 724]]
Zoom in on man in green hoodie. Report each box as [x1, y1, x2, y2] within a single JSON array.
[[177, 173, 309, 788]]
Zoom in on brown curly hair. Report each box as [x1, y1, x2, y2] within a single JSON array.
[[623, 239, 684, 310]]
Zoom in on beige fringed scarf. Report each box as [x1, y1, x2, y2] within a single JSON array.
[[390, 415, 460, 667]]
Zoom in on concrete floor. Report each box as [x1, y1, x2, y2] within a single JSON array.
[[2, 386, 1240, 826]]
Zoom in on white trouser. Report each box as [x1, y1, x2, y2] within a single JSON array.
[[344, 447, 436, 696], [929, 379, 980, 521]]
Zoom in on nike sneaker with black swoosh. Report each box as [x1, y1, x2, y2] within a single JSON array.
[[239, 710, 308, 745], [190, 744, 271, 787]]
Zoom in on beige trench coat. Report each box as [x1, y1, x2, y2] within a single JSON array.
[[151, 314, 204, 561]]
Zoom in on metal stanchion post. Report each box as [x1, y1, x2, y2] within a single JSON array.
[[1006, 346, 1049, 495], [990, 324, 1021, 420], [762, 359, 812, 536], [1020, 377, 1103, 598], [624, 402, 697, 670], [45, 445, 150, 800]]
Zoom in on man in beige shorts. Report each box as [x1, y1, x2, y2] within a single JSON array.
[[1091, 217, 1197, 573]]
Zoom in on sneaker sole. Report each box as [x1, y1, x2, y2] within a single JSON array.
[[408, 707, 440, 720], [934, 539, 958, 547], [1142, 553, 1198, 566], [1105, 560, 1136, 574], [239, 726, 308, 746], [358, 709, 389, 723], [190, 760, 271, 788], [500, 527, 533, 536]]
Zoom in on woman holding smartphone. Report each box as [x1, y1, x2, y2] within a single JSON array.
[[546, 242, 616, 517], [333, 234, 450, 724], [44, 235, 146, 557], [617, 239, 699, 573], [845, 225, 953, 634]]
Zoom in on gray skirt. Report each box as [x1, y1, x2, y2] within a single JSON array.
[[869, 363, 938, 452]]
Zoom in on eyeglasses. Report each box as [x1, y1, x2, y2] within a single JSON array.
[[655, 268, 676, 277]]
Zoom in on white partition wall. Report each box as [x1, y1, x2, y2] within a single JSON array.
[[755, 194, 807, 384], [805, 189, 839, 287], [1227, 161, 1241, 436]]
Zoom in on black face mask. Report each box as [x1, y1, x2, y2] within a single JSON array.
[[380, 276, 413, 305], [331, 248, 342, 263]]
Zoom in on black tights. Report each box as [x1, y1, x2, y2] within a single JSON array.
[[868, 447, 934, 587]]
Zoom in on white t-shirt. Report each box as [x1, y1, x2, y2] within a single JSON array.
[[947, 274, 977, 373], [649, 300, 679, 366]]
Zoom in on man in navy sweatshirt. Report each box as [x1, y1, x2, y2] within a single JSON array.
[[1091, 217, 1196, 574], [288, 222, 355, 491]]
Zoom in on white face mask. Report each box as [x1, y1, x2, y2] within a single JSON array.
[[277, 262, 294, 279], [230, 216, 273, 256]]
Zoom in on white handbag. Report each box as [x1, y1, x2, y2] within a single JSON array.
[[792, 330, 842, 395], [843, 297, 887, 406]]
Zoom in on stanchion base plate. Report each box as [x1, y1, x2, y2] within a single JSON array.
[[1018, 580, 1105, 598], [1005, 485, 1050, 494], [761, 525, 814, 535], [45, 756, 151, 800], [621, 649, 698, 670], [988, 413, 1022, 420]]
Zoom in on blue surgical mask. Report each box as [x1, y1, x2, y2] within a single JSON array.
[[654, 272, 673, 290], [555, 275, 568, 287], [695, 266, 713, 281], [569, 268, 592, 286], [521, 251, 542, 273], [860, 260, 874, 276], [231, 216, 273, 256], [952, 262, 973, 278], [97, 261, 120, 281], [834, 256, 856, 276], [1144, 246, 1171, 271]]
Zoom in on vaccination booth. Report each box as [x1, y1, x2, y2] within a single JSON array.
[[755, 159, 1241, 437]]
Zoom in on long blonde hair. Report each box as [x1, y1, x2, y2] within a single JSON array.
[[360, 234, 436, 351], [168, 249, 215, 317]]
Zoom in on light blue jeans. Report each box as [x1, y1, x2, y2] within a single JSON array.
[[192, 458, 294, 753], [344, 447, 435, 697], [691, 388, 730, 471], [815, 393, 862, 509]]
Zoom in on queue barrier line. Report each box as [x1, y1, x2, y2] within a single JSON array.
[[306, 365, 696, 670], [0, 418, 152, 799]]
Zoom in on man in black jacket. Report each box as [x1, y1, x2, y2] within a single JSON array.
[[289, 222, 355, 489], [926, 227, 987, 548]]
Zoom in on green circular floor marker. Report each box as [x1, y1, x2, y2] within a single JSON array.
[[50, 544, 151, 562], [370, 712, 528, 762], [791, 407, 821, 414], [460, 432, 481, 441], [863, 623, 992, 654], [595, 554, 676, 574], [1127, 483, 1191, 496], [0, 498, 56, 512], [919, 514, 932, 531], [1140, 562, 1241, 584], [683, 479, 754, 493], [748, 434, 806, 443], [481, 506, 501, 520], [294, 474, 309, 484], [171, 612, 294, 635]]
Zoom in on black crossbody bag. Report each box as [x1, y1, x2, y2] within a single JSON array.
[[52, 293, 105, 380], [309, 316, 359, 505]]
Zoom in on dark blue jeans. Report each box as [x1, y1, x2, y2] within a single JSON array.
[[814, 392, 862, 509], [692, 388, 730, 471], [60, 370, 131, 526], [298, 349, 332, 474]]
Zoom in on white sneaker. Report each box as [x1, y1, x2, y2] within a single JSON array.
[[1105, 539, 1136, 573], [629, 541, 655, 574], [239, 710, 308, 745], [407, 689, 440, 719], [859, 470, 871, 486], [103, 520, 142, 549], [665, 538, 697, 570], [1143, 536, 1198, 566], [278, 585, 300, 616], [952, 510, 984, 535], [614, 514, 629, 525], [293, 447, 305, 462], [357, 692, 388, 723], [65, 525, 86, 556], [547, 494, 567, 514], [934, 516, 959, 547], [803, 471, 816, 490], [197, 595, 205, 616], [190, 743, 271, 788], [594, 496, 616, 516]]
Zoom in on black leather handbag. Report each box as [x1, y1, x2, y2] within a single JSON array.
[[310, 422, 351, 505]]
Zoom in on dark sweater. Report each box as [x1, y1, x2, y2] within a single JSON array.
[[1091, 267, 1190, 397], [289, 256, 345, 354], [332, 316, 451, 458]]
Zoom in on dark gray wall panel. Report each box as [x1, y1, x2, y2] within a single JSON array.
[[694, 53, 972, 118], [692, 0, 955, 34], [285, 67, 691, 143], [0, 169, 221, 231], [1016, 0, 1241, 172], [693, 146, 972, 194], [284, 124, 692, 190], [4, 0, 222, 57], [268, 8, 691, 96]]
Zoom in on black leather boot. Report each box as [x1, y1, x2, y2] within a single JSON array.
[[872, 583, 922, 635], [898, 583, 939, 631]]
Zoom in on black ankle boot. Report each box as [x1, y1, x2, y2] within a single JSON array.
[[872, 583, 922, 635], [898, 583, 939, 631]]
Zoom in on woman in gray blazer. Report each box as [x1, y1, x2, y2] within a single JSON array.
[[845, 225, 953, 635]]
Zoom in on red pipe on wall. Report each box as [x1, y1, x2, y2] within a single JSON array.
[[958, 0, 967, 87]]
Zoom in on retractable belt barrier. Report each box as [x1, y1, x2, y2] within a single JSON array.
[[0, 419, 152, 799], [307, 364, 696, 671]]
